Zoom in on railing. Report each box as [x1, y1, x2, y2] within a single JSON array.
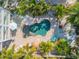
[[0, 38, 14, 51], [44, 54, 74, 59], [44, 54, 66, 58]]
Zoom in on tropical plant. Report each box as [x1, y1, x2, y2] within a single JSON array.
[[39, 41, 55, 59], [55, 39, 71, 56], [68, 2, 79, 24], [76, 38, 79, 46], [53, 4, 69, 20], [29, 0, 52, 17], [16, 0, 52, 17], [69, 45, 79, 59], [0, 0, 18, 14], [0, 51, 2, 59], [67, 11, 79, 26], [66, 2, 79, 35], [74, 47, 79, 59], [1, 40, 76, 59], [0, 0, 4, 6], [1, 44, 37, 59], [1, 45, 15, 59], [15, 0, 30, 15]]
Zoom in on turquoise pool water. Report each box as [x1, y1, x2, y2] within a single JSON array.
[[35, 29, 47, 36], [51, 27, 64, 41], [30, 19, 50, 36]]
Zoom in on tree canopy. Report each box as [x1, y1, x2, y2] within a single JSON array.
[[0, 0, 79, 26], [16, 0, 52, 17]]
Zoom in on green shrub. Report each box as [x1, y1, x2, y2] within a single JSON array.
[[39, 41, 55, 55], [55, 39, 71, 56]]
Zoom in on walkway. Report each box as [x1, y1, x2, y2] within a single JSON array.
[[9, 28, 28, 50], [9, 28, 41, 51]]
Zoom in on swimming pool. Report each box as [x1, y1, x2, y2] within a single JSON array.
[[30, 19, 51, 36], [30, 19, 65, 41]]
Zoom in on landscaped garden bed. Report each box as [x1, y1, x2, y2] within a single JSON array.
[[0, 39, 79, 59]]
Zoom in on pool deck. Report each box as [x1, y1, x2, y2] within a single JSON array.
[[8, 28, 54, 51], [9, 28, 28, 49], [9, 28, 41, 50]]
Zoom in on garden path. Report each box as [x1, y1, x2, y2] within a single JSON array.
[[9, 28, 28, 50]]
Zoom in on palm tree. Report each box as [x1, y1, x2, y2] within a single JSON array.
[[55, 39, 71, 56], [28, 0, 52, 17], [0, 0, 18, 14], [51, 4, 69, 30], [53, 4, 69, 20], [67, 2, 79, 35], [16, 0, 30, 15], [1, 45, 15, 59], [1, 44, 37, 59], [39, 41, 55, 59], [16, 0, 52, 17]]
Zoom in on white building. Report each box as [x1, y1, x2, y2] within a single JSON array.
[[0, 7, 11, 51]]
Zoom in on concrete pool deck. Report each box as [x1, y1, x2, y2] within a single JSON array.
[[9, 28, 28, 50], [9, 28, 54, 51], [8, 28, 41, 51]]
